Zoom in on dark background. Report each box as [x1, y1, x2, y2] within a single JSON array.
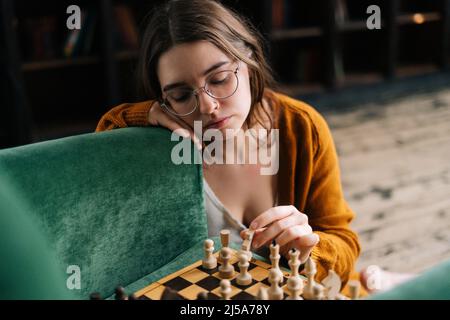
[[1, 0, 449, 149]]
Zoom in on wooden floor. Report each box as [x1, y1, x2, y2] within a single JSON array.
[[321, 88, 450, 274]]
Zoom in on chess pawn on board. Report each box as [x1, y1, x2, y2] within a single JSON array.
[[257, 287, 269, 300], [322, 269, 342, 300], [218, 247, 234, 279], [302, 257, 317, 300], [267, 268, 284, 300], [236, 253, 253, 286], [286, 276, 304, 300], [311, 283, 325, 300], [220, 279, 232, 300], [202, 239, 217, 269]]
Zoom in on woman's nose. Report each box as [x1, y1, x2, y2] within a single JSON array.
[[197, 89, 219, 115]]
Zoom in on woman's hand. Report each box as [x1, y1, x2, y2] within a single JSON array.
[[148, 101, 202, 149], [240, 205, 319, 263]]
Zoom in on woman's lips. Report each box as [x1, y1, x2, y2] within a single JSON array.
[[204, 116, 231, 129]]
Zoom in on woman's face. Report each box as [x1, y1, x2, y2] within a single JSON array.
[[157, 41, 252, 135]]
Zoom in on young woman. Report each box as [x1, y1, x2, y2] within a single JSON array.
[[96, 0, 409, 294]]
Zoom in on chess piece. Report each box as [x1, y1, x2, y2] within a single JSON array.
[[220, 229, 230, 248], [257, 287, 269, 300], [267, 268, 284, 300], [220, 279, 232, 300], [322, 269, 341, 300], [114, 286, 127, 300], [236, 253, 253, 286], [89, 292, 102, 300], [218, 247, 234, 279], [197, 291, 209, 300], [202, 239, 217, 269], [302, 257, 317, 299], [348, 280, 361, 300], [312, 283, 325, 300], [288, 248, 301, 279], [161, 287, 183, 300], [286, 276, 304, 300], [269, 241, 283, 279], [128, 293, 138, 300], [218, 229, 230, 263], [240, 229, 254, 261]]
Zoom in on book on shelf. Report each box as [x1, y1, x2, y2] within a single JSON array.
[[335, 0, 349, 26], [63, 8, 98, 58], [21, 16, 58, 61], [113, 4, 139, 51]]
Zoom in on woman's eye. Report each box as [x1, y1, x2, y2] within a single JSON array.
[[171, 92, 191, 102], [210, 74, 230, 85]]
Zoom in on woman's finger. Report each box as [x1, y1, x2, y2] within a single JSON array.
[[294, 233, 320, 263], [249, 205, 304, 230], [252, 214, 307, 248], [275, 224, 313, 247]]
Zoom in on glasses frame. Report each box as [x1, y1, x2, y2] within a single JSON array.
[[160, 61, 240, 117]]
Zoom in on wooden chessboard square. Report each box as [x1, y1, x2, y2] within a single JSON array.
[[232, 291, 256, 300], [211, 284, 241, 299], [144, 285, 165, 300], [178, 284, 208, 300], [163, 276, 193, 291], [180, 268, 209, 283], [244, 282, 269, 296], [231, 277, 258, 290], [248, 266, 269, 281], [195, 275, 222, 291]]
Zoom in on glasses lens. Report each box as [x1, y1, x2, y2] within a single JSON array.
[[205, 70, 238, 99], [165, 89, 197, 116]]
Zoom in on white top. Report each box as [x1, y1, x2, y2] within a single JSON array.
[[203, 178, 246, 244], [203, 178, 276, 258]]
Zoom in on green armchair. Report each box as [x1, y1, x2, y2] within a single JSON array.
[[0, 127, 207, 299]]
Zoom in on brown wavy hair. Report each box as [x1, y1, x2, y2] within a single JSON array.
[[137, 0, 277, 129]]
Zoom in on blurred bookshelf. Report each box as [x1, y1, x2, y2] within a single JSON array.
[[1, 0, 450, 148]]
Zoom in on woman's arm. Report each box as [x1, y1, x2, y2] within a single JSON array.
[[306, 112, 361, 284], [95, 101, 155, 132]]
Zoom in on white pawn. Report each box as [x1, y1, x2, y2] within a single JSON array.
[[257, 287, 269, 300], [202, 239, 217, 269], [236, 253, 252, 286], [322, 269, 341, 300], [220, 279, 232, 300], [267, 268, 284, 300], [286, 276, 304, 300], [312, 283, 325, 300], [218, 247, 234, 279]]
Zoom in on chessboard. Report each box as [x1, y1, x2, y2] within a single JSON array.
[[133, 248, 300, 300]]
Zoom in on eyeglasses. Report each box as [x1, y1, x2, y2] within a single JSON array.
[[160, 62, 240, 117]]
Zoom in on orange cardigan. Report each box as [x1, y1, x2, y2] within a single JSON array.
[[96, 89, 361, 286]]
